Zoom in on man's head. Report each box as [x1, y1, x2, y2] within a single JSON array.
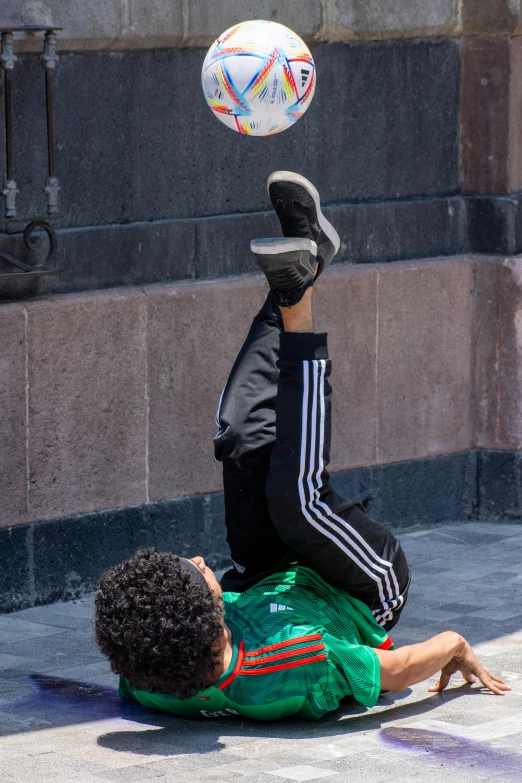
[[94, 548, 224, 699]]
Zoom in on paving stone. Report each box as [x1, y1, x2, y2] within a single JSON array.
[[266, 765, 338, 780], [0, 521, 520, 783]]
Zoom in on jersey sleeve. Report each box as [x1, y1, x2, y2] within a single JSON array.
[[118, 677, 137, 701], [323, 633, 381, 708]]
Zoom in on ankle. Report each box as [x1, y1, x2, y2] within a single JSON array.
[[280, 288, 314, 332]]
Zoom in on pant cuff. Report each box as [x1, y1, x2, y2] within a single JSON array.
[[279, 332, 329, 361]]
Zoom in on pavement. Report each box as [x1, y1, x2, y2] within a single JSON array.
[[0, 521, 522, 783]]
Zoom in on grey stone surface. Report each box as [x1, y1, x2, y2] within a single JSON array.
[[0, 41, 459, 227], [336, 0, 457, 39], [0, 523, 521, 783], [467, 196, 522, 255], [473, 257, 522, 451], [461, 0, 522, 34], [0, 526, 32, 614], [0, 198, 469, 301], [2, 0, 469, 50], [376, 258, 474, 463], [0, 304, 28, 528], [369, 452, 476, 529], [2, 449, 521, 613], [26, 290, 148, 522], [186, 2, 322, 47], [476, 451, 522, 522]]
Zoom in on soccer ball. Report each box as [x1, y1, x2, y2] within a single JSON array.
[[201, 20, 316, 137]]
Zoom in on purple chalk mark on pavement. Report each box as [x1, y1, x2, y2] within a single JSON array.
[[380, 727, 520, 776]]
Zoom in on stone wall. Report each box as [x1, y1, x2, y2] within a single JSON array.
[[2, 254, 522, 532], [4, 1, 522, 50], [1, 1, 522, 610]]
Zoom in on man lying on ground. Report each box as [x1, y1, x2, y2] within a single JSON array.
[[95, 172, 509, 720]]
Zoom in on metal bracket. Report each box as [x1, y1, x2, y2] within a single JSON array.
[[0, 218, 62, 279]]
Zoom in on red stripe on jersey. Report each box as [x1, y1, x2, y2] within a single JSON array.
[[239, 653, 327, 676], [241, 643, 325, 666], [376, 636, 393, 650], [217, 639, 245, 690], [244, 634, 323, 657]]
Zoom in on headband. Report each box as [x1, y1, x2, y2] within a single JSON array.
[[177, 557, 211, 591]]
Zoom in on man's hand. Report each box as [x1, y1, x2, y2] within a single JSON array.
[[428, 637, 510, 695], [375, 631, 511, 696]]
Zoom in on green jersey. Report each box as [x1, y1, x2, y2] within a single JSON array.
[[119, 566, 393, 721]]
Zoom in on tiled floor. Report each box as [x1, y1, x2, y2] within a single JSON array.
[[1, 522, 522, 782]]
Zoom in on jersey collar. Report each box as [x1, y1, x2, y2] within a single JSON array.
[[215, 620, 244, 691]]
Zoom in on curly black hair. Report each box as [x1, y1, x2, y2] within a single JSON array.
[[94, 548, 224, 699]]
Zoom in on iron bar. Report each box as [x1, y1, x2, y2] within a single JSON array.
[[1, 32, 18, 217], [41, 31, 60, 215], [0, 26, 63, 279]]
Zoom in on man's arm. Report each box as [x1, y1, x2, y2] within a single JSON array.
[[374, 631, 510, 695]]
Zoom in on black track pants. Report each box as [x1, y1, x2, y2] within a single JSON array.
[[214, 294, 410, 631]]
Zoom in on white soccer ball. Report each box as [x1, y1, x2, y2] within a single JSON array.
[[201, 20, 316, 137]]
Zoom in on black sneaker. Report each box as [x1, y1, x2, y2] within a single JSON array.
[[250, 237, 317, 307], [267, 171, 340, 277]]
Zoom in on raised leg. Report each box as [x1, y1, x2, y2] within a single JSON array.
[[214, 294, 292, 589], [266, 289, 411, 630]]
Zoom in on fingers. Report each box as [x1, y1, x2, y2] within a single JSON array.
[[479, 669, 512, 695], [428, 670, 451, 693], [428, 668, 511, 696]]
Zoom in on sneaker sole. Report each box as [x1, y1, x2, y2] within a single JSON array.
[[267, 171, 341, 268], [251, 237, 317, 294]]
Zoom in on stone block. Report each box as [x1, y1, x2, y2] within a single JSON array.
[[146, 278, 266, 500], [2, 1, 122, 48], [0, 304, 28, 528], [308, 40, 459, 203], [0, 525, 31, 613], [314, 265, 378, 469], [370, 452, 475, 529], [187, 2, 322, 46], [32, 493, 222, 605], [376, 258, 474, 464], [336, 0, 457, 39], [0, 196, 468, 302], [476, 451, 522, 521], [196, 212, 279, 279], [461, 37, 522, 194], [461, 0, 522, 34], [473, 257, 501, 450], [26, 289, 147, 522], [330, 466, 372, 507], [4, 40, 459, 233], [141, 495, 229, 568], [327, 198, 465, 265], [474, 257, 522, 449], [467, 196, 522, 255], [124, 0, 184, 43], [55, 220, 196, 292]]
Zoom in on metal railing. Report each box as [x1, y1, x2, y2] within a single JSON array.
[[0, 26, 63, 279]]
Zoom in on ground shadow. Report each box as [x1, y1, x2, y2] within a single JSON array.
[[13, 674, 491, 753]]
